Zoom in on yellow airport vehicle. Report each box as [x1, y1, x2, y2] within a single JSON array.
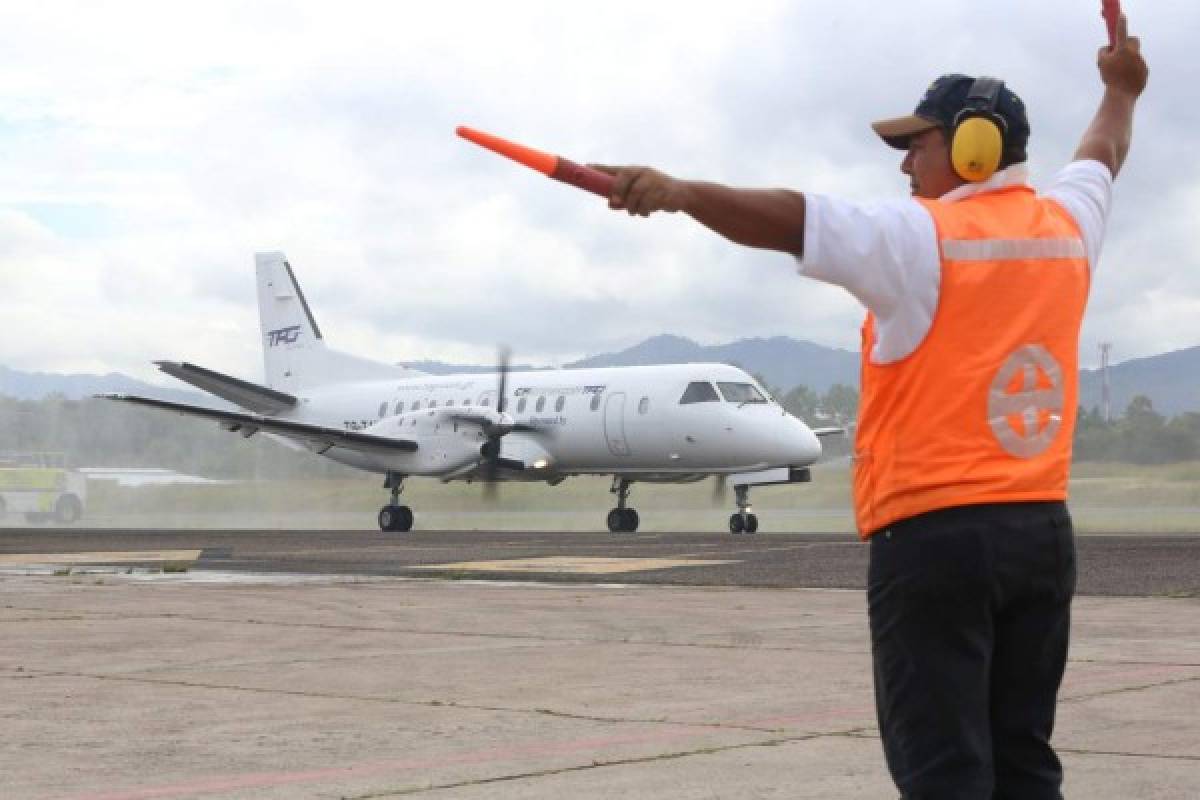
[[0, 452, 87, 524]]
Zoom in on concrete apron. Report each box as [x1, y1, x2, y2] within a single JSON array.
[[1, 574, 1197, 799]]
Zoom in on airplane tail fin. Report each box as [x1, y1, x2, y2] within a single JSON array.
[[255, 252, 415, 391]]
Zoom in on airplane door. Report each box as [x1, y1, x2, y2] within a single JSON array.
[[604, 392, 631, 456]]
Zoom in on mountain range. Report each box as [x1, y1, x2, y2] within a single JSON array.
[[3, 335, 1196, 417], [402, 335, 860, 394]]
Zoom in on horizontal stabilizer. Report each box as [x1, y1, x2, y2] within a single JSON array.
[[98, 394, 418, 457], [156, 361, 297, 414]]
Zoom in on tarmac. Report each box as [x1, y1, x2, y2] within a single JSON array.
[[1, 531, 1198, 799]]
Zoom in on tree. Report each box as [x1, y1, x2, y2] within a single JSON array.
[[821, 384, 859, 425], [781, 384, 819, 423], [1073, 404, 1117, 461]]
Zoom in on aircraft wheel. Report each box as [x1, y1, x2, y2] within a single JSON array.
[[744, 514, 759, 534], [607, 508, 639, 533], [55, 494, 83, 525], [379, 505, 414, 533], [729, 513, 745, 534]]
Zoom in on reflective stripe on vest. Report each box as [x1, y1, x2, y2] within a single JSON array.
[[942, 237, 1086, 261]]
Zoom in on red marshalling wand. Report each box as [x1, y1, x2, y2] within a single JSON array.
[[1101, 0, 1121, 48], [456, 126, 615, 198]]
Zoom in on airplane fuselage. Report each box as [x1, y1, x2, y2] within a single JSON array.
[[289, 362, 821, 480]]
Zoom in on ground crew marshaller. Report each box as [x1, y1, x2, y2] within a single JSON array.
[[597, 14, 1148, 799]]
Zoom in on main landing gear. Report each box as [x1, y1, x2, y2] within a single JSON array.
[[606, 477, 639, 533], [378, 471, 413, 532], [729, 484, 759, 534]]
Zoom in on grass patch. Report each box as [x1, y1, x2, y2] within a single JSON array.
[[80, 461, 1200, 534]]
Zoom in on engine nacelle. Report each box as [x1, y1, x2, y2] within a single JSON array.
[[358, 409, 489, 475]]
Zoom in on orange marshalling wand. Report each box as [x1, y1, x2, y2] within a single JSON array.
[[1101, 0, 1120, 48], [456, 126, 615, 198]]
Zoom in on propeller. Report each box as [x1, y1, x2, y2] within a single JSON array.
[[711, 474, 729, 507], [463, 346, 559, 501], [480, 346, 512, 501]]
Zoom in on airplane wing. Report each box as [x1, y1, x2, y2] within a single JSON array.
[[154, 361, 297, 414], [98, 394, 418, 456]]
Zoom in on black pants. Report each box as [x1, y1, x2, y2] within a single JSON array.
[[868, 502, 1076, 800]]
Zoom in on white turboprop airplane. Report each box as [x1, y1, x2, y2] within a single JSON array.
[[102, 253, 830, 534]]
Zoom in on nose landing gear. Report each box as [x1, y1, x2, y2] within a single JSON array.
[[606, 477, 639, 533], [378, 471, 413, 532], [729, 484, 759, 534]]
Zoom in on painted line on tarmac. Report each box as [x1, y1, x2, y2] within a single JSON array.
[[408, 556, 738, 575], [0, 550, 202, 566]]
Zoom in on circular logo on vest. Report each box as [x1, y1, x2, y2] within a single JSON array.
[[988, 345, 1065, 459]]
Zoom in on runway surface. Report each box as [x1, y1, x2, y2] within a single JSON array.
[[3, 528, 1199, 596], [4, 529, 1198, 799]]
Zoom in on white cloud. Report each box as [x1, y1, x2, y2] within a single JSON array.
[[1, 0, 1196, 383]]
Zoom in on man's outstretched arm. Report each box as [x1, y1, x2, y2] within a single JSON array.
[[1074, 13, 1148, 178], [593, 165, 807, 257]]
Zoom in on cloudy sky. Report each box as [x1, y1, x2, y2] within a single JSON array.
[[1, 1, 1195, 385]]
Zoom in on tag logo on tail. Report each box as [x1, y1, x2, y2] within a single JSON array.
[[267, 325, 302, 347]]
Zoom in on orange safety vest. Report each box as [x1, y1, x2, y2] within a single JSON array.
[[853, 185, 1090, 538]]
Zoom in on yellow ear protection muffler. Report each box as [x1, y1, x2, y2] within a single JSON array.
[[951, 77, 1007, 182]]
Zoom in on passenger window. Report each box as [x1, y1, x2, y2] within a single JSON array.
[[555, 395, 565, 412], [463, 398, 471, 406], [536, 396, 546, 412], [517, 397, 527, 413], [638, 396, 650, 414], [412, 401, 421, 411], [378, 402, 388, 418], [481, 396, 490, 407], [679, 381, 720, 404], [590, 394, 601, 411], [428, 399, 437, 409], [394, 401, 404, 415]]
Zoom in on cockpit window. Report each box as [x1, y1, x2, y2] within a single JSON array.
[[679, 381, 720, 404], [717, 382, 768, 404]]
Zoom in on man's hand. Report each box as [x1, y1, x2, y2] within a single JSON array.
[[590, 165, 692, 216], [1074, 12, 1147, 177], [1097, 13, 1148, 98]]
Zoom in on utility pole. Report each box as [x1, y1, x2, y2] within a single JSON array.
[[1099, 342, 1113, 423]]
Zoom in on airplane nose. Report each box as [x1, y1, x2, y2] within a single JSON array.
[[784, 414, 822, 465], [729, 407, 823, 467]]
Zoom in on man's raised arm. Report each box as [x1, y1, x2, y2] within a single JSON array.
[[1074, 13, 1149, 178]]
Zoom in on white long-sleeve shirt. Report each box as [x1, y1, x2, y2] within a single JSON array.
[[797, 160, 1113, 364]]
